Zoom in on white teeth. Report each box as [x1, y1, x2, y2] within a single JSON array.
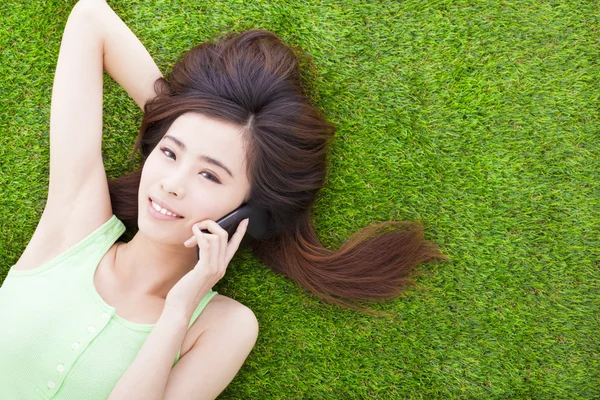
[[151, 200, 179, 217]]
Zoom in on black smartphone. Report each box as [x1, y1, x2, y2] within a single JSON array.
[[199, 204, 275, 247]]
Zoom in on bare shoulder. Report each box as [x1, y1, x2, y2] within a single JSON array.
[[165, 295, 259, 398], [180, 294, 258, 357], [194, 294, 258, 338]]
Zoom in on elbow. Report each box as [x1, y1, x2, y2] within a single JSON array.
[[236, 305, 259, 350]]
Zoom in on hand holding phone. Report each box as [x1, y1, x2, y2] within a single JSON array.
[[183, 204, 276, 251], [204, 204, 275, 243], [168, 219, 249, 318]]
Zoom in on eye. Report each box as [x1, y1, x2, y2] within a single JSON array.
[[161, 147, 221, 184], [201, 171, 221, 184], [160, 147, 175, 159]]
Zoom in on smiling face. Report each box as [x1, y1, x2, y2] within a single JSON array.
[[138, 112, 252, 245]]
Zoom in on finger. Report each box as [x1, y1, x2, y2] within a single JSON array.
[[184, 219, 227, 248], [193, 225, 211, 268], [194, 220, 229, 267], [194, 223, 221, 272], [194, 220, 229, 243], [184, 234, 197, 247], [204, 234, 221, 275], [225, 218, 249, 263]]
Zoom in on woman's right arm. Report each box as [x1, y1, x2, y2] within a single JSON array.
[[84, 0, 163, 110], [20, 0, 163, 269]]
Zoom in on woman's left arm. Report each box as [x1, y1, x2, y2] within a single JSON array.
[[108, 302, 258, 400], [109, 219, 258, 400], [164, 302, 259, 399]]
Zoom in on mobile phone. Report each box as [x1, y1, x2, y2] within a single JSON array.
[[199, 204, 276, 246]]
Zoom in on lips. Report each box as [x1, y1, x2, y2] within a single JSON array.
[[149, 197, 184, 218]]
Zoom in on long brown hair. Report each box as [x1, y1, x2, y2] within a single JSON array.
[[108, 30, 448, 316]]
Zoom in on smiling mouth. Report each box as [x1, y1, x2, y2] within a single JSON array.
[[148, 197, 184, 218]]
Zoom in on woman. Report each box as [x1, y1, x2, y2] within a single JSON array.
[[0, 0, 447, 398]]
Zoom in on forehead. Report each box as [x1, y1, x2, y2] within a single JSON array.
[[164, 112, 248, 171]]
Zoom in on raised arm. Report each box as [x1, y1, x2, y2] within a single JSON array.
[[14, 0, 165, 272], [47, 0, 162, 210], [90, 0, 163, 110]]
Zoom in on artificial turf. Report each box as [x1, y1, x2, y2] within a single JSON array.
[[1, 0, 598, 398]]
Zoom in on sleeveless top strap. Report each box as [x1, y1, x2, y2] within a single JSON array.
[[172, 290, 219, 366]]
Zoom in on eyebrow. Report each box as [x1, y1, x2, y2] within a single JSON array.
[[163, 135, 234, 179]]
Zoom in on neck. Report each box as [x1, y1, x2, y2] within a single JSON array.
[[112, 231, 198, 299]]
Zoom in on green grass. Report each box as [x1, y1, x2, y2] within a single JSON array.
[[1, 0, 599, 398]]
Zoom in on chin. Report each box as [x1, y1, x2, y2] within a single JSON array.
[[137, 218, 186, 246]]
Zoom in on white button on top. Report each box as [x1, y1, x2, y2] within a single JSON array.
[[47, 381, 56, 389], [71, 342, 80, 350], [87, 326, 96, 333], [101, 312, 110, 319], [56, 364, 64, 373]]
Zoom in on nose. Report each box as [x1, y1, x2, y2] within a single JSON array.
[[160, 170, 187, 197]]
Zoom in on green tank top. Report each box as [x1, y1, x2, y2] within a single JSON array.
[[0, 215, 218, 399]]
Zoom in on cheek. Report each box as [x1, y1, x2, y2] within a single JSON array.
[[188, 192, 228, 221], [140, 154, 166, 188], [187, 188, 247, 224]]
